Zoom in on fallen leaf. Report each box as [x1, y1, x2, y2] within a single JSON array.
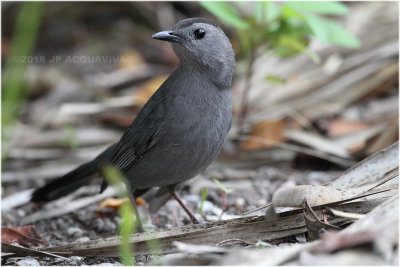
[[272, 185, 344, 208], [135, 197, 147, 206], [118, 48, 145, 69], [134, 75, 168, 107], [1, 225, 45, 247], [315, 230, 381, 253], [328, 119, 369, 137], [303, 199, 341, 241], [365, 118, 398, 155], [98, 197, 147, 211], [241, 120, 286, 150]]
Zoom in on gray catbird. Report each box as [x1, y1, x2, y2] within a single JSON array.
[[31, 17, 235, 231]]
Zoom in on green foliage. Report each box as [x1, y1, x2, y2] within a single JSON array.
[[212, 178, 232, 194], [103, 165, 135, 266], [285, 1, 349, 15], [199, 188, 208, 215], [60, 126, 79, 148], [2, 2, 44, 161], [200, 2, 250, 30], [200, 1, 360, 60], [118, 202, 136, 266], [103, 165, 163, 265], [265, 75, 285, 85], [300, 12, 360, 47]]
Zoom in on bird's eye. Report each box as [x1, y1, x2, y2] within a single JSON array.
[[194, 28, 205, 39]]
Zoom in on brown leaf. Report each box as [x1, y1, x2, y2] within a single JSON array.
[[315, 230, 381, 253], [135, 196, 147, 206], [328, 119, 369, 137], [98, 197, 147, 211], [241, 120, 286, 150], [134, 75, 168, 107], [118, 48, 145, 69], [1, 225, 45, 247], [365, 118, 398, 155]]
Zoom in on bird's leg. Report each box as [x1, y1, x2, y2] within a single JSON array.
[[128, 191, 145, 233], [170, 191, 199, 224]]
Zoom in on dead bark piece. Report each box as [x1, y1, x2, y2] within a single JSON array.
[[329, 142, 398, 189], [43, 199, 383, 257], [1, 243, 68, 260]]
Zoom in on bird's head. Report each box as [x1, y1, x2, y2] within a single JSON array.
[[152, 17, 235, 81]]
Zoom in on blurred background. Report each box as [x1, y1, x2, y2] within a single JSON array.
[[1, 1, 399, 264]]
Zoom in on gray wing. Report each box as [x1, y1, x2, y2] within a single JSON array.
[[109, 90, 166, 173]]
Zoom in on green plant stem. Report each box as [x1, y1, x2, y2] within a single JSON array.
[[2, 2, 43, 161]]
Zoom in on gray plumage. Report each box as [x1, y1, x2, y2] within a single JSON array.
[[32, 17, 235, 225]]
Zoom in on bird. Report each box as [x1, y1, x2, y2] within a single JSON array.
[[31, 17, 236, 232]]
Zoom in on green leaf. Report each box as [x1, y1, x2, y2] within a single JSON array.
[[200, 2, 250, 29], [265, 75, 285, 85], [61, 126, 79, 148], [254, 2, 265, 24], [265, 2, 281, 22], [118, 202, 135, 266], [237, 29, 251, 53], [199, 188, 208, 215], [213, 178, 232, 194], [302, 13, 360, 48], [279, 35, 307, 52], [282, 5, 303, 19], [300, 12, 329, 42], [285, 1, 349, 15]]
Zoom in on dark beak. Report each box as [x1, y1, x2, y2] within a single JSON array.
[[152, 30, 182, 42]]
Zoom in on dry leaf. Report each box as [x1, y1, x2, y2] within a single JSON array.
[[1, 225, 45, 247], [328, 119, 369, 137], [315, 230, 381, 253], [118, 48, 145, 69], [241, 120, 286, 150], [98, 197, 147, 210], [272, 185, 344, 208], [134, 75, 168, 106], [135, 196, 147, 206], [365, 118, 398, 155]]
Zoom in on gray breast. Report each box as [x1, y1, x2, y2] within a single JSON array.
[[127, 78, 231, 189]]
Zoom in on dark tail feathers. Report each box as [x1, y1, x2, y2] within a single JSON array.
[[31, 143, 118, 202], [31, 159, 99, 202]]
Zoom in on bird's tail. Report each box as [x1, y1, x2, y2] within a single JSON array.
[[31, 159, 100, 202], [31, 144, 118, 202]]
